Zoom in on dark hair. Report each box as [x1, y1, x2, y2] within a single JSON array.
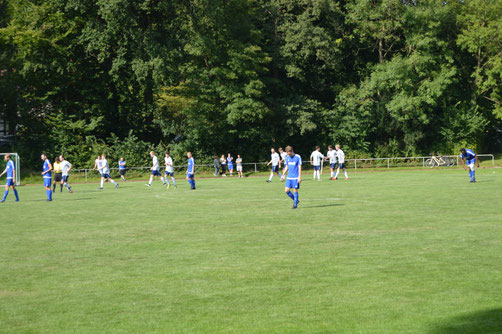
[[328, 145, 333, 149], [460, 148, 466, 152], [316, 145, 320, 150]]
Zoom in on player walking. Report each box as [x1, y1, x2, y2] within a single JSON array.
[[94, 155, 103, 179], [279, 147, 288, 181], [460, 148, 479, 182], [118, 157, 127, 181], [266, 148, 281, 182], [310, 146, 324, 181], [281, 146, 302, 209], [325, 145, 337, 180], [0, 154, 19, 202], [41, 153, 53, 201], [98, 154, 119, 189], [164, 152, 177, 189], [236, 154, 243, 178], [146, 151, 166, 187], [59, 155, 73, 193], [53, 157, 63, 192], [334, 145, 348, 180], [186, 152, 196, 190], [227, 153, 234, 176]]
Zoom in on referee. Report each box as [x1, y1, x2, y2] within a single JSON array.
[[53, 157, 63, 192]]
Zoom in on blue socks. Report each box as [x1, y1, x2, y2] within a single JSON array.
[[2, 190, 8, 201], [469, 170, 476, 181], [286, 191, 294, 200], [46, 190, 52, 201], [172, 178, 176, 186], [14, 189, 19, 201], [294, 192, 299, 206], [188, 179, 195, 189]]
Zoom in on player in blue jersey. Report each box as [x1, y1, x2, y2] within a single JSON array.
[[281, 146, 302, 209], [227, 153, 234, 176], [186, 152, 196, 190], [118, 157, 127, 181], [0, 154, 19, 202], [460, 148, 479, 182], [41, 153, 53, 201]]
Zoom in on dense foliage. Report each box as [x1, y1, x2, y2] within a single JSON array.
[[1, 0, 501, 167]]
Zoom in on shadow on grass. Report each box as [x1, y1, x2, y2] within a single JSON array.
[[303, 203, 344, 209], [430, 308, 502, 334]]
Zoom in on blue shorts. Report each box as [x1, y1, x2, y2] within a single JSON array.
[[102, 173, 111, 179], [228, 164, 233, 170], [43, 178, 52, 187], [187, 173, 194, 179], [62, 175, 69, 182], [313, 165, 320, 171], [466, 159, 475, 165], [6, 179, 14, 186], [165, 171, 174, 177], [272, 165, 279, 173], [338, 163, 346, 169], [151, 170, 161, 176], [330, 163, 337, 169], [285, 179, 300, 189]]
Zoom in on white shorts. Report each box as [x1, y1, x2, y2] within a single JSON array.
[[468, 163, 475, 171], [237, 166, 243, 172]]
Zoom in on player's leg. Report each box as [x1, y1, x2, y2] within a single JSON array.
[[171, 174, 177, 188], [293, 188, 299, 208], [63, 176, 73, 193], [343, 166, 348, 180], [335, 166, 340, 180], [44, 178, 52, 201], [52, 178, 56, 192], [1, 183, 9, 202], [99, 176, 104, 189], [469, 163, 476, 182], [12, 184, 19, 201], [267, 167, 274, 182], [284, 186, 294, 200], [108, 176, 119, 188], [147, 172, 154, 186]]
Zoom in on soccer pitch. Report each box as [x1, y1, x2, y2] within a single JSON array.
[[1, 170, 501, 333]]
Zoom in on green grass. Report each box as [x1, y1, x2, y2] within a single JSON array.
[[1, 169, 502, 333]]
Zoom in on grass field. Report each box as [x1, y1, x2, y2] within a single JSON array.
[[1, 169, 502, 333]]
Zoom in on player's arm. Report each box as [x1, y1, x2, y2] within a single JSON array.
[[267, 159, 271, 166], [476, 155, 480, 168], [298, 164, 302, 183], [0, 167, 6, 177], [43, 163, 53, 175], [67, 163, 72, 173], [460, 157, 466, 170], [281, 165, 288, 181]]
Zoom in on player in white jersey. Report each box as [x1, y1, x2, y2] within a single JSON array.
[[164, 152, 177, 189], [59, 155, 73, 193], [146, 151, 166, 187], [98, 154, 119, 189], [279, 147, 288, 181], [310, 146, 324, 181], [266, 148, 281, 182], [335, 145, 348, 180], [93, 155, 103, 177], [325, 145, 337, 180]]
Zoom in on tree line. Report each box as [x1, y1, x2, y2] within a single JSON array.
[[0, 0, 501, 168]]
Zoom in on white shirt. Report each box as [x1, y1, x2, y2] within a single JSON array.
[[95, 159, 103, 174], [336, 149, 345, 163], [327, 150, 337, 164], [271, 153, 280, 166], [165, 156, 174, 173], [152, 156, 160, 171], [310, 151, 324, 166], [101, 159, 110, 174], [280, 152, 288, 163], [60, 160, 72, 176]]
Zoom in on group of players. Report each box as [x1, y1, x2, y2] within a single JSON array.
[[0, 147, 481, 206]]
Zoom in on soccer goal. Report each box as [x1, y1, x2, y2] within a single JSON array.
[[0, 153, 20, 186]]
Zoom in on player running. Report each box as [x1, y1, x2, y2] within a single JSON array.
[[164, 152, 177, 189], [53, 157, 63, 192], [0, 154, 19, 202], [118, 157, 127, 181], [310, 146, 324, 181], [146, 151, 166, 187], [236, 154, 243, 178], [94, 155, 103, 179], [227, 153, 234, 176], [281, 146, 302, 209], [460, 148, 479, 182], [325, 145, 337, 180], [335, 145, 348, 180], [41, 153, 53, 201], [59, 155, 73, 193], [186, 152, 196, 190], [266, 148, 281, 182], [98, 154, 119, 189]]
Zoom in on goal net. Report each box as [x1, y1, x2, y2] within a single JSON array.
[[0, 153, 20, 186]]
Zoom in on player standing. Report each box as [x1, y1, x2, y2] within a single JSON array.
[[279, 147, 288, 181], [310, 146, 324, 181], [0, 154, 19, 202], [164, 152, 177, 189], [266, 148, 281, 182], [41, 153, 53, 201], [146, 151, 166, 187], [236, 154, 243, 178], [460, 148, 479, 182], [53, 157, 63, 192], [325, 145, 337, 180], [281, 146, 302, 209], [118, 157, 127, 181], [334, 145, 348, 180], [98, 154, 119, 189], [227, 153, 234, 176], [59, 155, 73, 193], [186, 152, 196, 190]]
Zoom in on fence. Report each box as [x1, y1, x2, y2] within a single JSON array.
[[67, 154, 495, 183]]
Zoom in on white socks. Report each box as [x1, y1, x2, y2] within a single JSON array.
[[100, 179, 104, 187]]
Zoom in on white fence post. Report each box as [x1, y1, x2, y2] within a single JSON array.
[[387, 158, 390, 168]]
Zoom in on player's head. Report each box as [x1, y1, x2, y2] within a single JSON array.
[[150, 151, 155, 157], [221, 154, 225, 159], [120, 157, 124, 161], [328, 145, 333, 150], [228, 153, 231, 157], [271, 148, 275, 153], [41, 153, 47, 160], [54, 156, 59, 163], [101, 154, 106, 159], [4, 154, 10, 161], [187, 152, 192, 158], [316, 145, 320, 151], [460, 148, 466, 154], [96, 155, 101, 159], [279, 147, 283, 153], [237, 154, 241, 158], [335, 144, 340, 150], [165, 152, 170, 157], [286, 146, 294, 157], [59, 154, 65, 161]]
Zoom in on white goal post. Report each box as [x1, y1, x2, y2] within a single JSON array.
[[0, 153, 20, 186]]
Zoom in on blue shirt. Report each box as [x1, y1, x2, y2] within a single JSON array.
[[119, 161, 126, 170], [286, 154, 302, 180], [227, 157, 233, 165], [6, 160, 14, 179], [461, 149, 476, 162], [187, 157, 195, 174], [43, 159, 52, 179]]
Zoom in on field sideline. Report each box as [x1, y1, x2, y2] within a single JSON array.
[[1, 169, 501, 333]]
